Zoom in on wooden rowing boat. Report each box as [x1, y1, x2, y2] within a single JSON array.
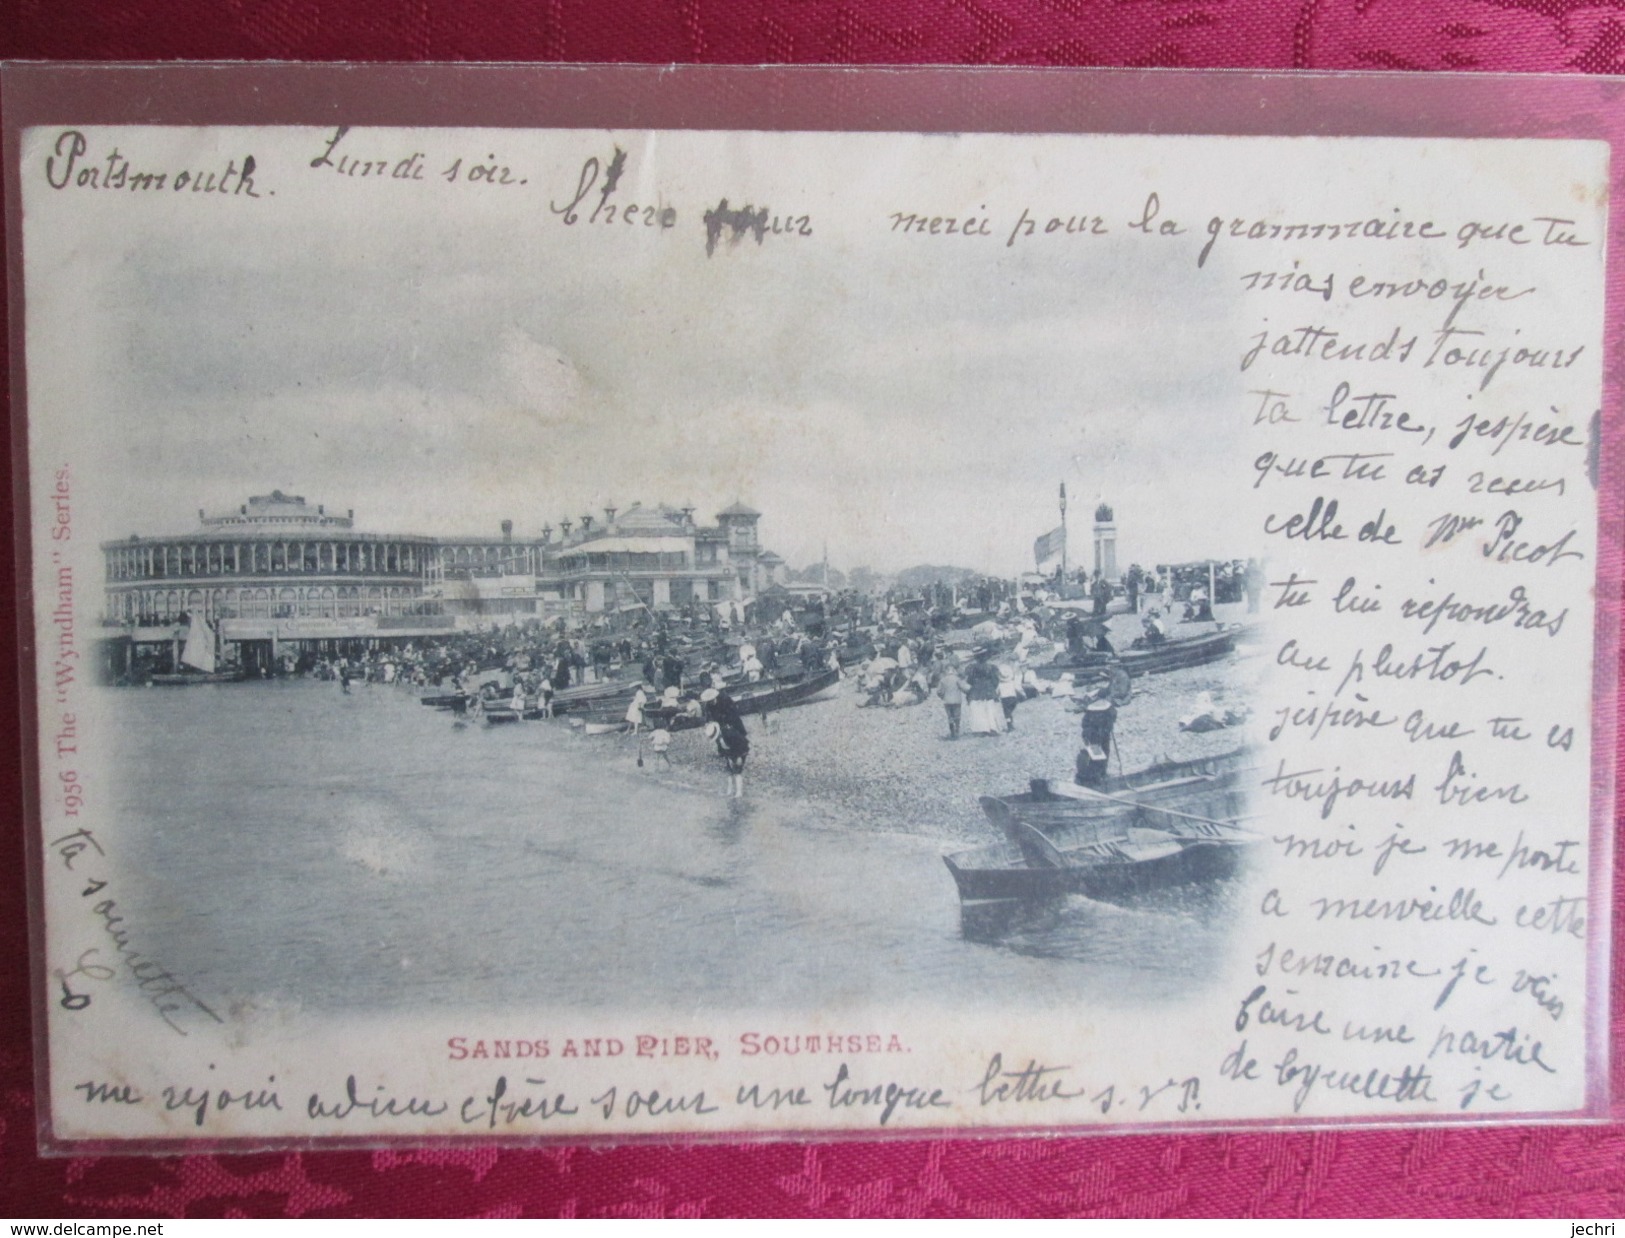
[[149, 670, 248, 685], [942, 751, 1260, 903], [645, 666, 842, 731], [1035, 625, 1249, 681]]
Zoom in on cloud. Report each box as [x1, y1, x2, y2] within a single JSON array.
[[489, 330, 587, 426], [72, 138, 1254, 576]]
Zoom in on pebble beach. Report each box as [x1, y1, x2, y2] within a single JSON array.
[[577, 603, 1267, 846]]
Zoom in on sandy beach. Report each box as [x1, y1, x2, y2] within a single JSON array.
[[575, 602, 1266, 846]]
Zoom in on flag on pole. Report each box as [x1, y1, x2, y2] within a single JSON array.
[[1033, 526, 1066, 569]]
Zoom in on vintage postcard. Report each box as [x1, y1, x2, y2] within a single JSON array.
[[7, 66, 1617, 1146]]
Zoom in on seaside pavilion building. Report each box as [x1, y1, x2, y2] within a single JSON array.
[[552, 500, 765, 613], [97, 491, 778, 678]]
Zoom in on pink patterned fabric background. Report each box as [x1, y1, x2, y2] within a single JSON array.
[[3, 0, 1625, 1218]]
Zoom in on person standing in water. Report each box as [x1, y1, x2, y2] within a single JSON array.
[[702, 686, 749, 798]]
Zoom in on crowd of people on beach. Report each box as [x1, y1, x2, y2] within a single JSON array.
[[283, 560, 1250, 798]]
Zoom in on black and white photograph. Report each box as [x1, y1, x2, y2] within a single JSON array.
[[14, 109, 1610, 1142]]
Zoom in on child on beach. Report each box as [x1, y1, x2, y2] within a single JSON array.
[[648, 727, 673, 767]]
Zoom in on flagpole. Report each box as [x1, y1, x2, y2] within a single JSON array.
[[1059, 482, 1068, 585]]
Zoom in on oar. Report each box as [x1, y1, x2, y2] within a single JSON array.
[[1049, 781, 1258, 839]]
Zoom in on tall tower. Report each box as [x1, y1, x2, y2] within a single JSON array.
[[716, 501, 762, 596], [1093, 502, 1117, 579]]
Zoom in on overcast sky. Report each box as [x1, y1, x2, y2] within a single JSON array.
[[35, 127, 1253, 576]]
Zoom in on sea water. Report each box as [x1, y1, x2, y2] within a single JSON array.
[[101, 679, 1240, 1017]]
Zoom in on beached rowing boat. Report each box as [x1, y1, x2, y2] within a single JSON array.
[[1035, 625, 1247, 681], [645, 667, 842, 731], [942, 751, 1259, 903]]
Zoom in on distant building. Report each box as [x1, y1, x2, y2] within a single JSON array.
[[97, 491, 780, 674], [553, 501, 763, 614], [101, 489, 444, 639]]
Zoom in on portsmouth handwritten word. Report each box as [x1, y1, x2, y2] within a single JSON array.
[[44, 130, 260, 197]]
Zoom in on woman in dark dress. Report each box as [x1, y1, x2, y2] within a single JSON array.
[[702, 686, 749, 798]]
